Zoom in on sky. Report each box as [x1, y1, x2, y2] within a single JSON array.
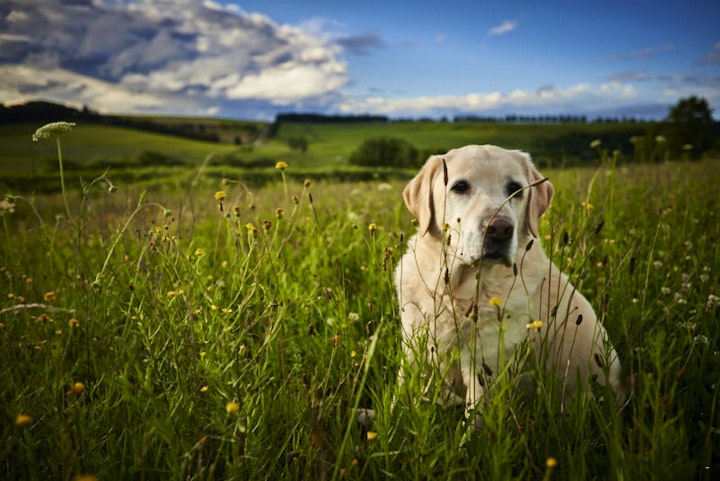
[[1, 0, 719, 121]]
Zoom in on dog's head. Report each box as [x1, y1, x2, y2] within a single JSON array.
[[403, 145, 554, 267]]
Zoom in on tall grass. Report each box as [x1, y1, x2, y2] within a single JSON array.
[[1, 127, 718, 480]]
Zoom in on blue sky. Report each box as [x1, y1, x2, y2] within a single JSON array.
[[1, 0, 718, 120]]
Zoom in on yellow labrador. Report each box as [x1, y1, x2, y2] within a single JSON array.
[[397, 145, 623, 425]]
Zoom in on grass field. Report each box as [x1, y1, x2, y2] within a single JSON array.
[[1, 125, 719, 480], [0, 119, 649, 193]]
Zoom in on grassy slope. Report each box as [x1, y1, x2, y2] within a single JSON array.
[[1, 156, 718, 480], [0, 123, 240, 172], [1, 119, 644, 175]]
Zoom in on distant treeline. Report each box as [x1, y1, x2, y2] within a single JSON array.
[[453, 114, 650, 124], [274, 113, 389, 123], [0, 101, 101, 124], [268, 112, 389, 137]]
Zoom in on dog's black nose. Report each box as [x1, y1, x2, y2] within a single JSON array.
[[485, 216, 514, 242]]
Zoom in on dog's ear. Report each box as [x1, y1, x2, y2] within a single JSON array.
[[517, 151, 554, 238], [403, 155, 442, 237]]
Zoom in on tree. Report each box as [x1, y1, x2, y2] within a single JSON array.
[[349, 137, 419, 168], [666, 96, 713, 125], [664, 96, 716, 159]]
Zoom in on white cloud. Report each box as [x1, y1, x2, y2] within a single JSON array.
[[488, 20, 518, 37], [337, 82, 642, 117], [1, 0, 349, 114]]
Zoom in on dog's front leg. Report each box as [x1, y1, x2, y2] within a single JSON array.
[[460, 350, 486, 431]]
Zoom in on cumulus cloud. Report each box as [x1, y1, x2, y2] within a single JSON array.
[[0, 0, 349, 114], [488, 20, 518, 37]]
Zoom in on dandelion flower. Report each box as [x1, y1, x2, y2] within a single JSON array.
[[167, 290, 176, 298], [546, 457, 558, 469], [194, 248, 205, 256], [44, 291, 57, 302], [275, 161, 288, 171], [366, 431, 378, 441], [368, 223, 377, 232], [15, 414, 32, 427], [214, 191, 227, 201], [581, 201, 593, 210], [200, 386, 209, 393], [32, 122, 76, 141], [489, 297, 502, 307], [226, 401, 240, 413]]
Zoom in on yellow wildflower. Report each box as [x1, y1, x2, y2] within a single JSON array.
[[68, 318, 80, 328], [366, 431, 378, 441], [74, 475, 99, 481], [226, 401, 240, 413], [526, 320, 543, 330], [275, 161, 288, 171], [15, 414, 32, 427], [489, 297, 502, 307], [69, 382, 85, 395], [214, 191, 227, 201], [44, 291, 57, 302], [546, 457, 558, 469], [194, 248, 205, 256], [368, 223, 377, 232]]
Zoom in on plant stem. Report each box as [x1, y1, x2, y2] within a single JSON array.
[[56, 136, 73, 223]]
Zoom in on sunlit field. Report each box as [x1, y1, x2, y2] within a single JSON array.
[[1, 125, 718, 480]]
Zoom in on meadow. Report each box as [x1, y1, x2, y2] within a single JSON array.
[[1, 122, 719, 480]]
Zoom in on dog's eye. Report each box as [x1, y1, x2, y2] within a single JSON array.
[[451, 181, 470, 194], [505, 181, 523, 198]]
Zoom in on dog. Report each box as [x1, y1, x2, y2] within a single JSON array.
[[395, 144, 624, 426]]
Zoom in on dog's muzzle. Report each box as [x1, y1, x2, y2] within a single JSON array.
[[481, 215, 514, 266]]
